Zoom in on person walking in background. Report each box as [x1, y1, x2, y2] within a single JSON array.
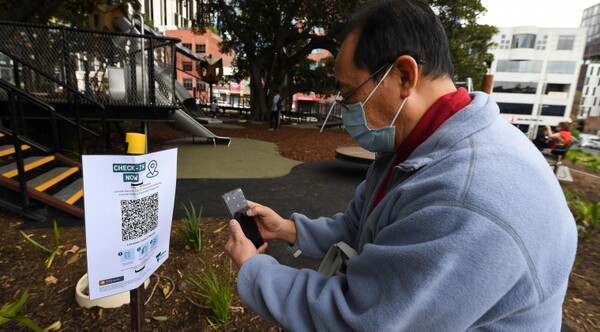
[[269, 89, 281, 131], [225, 0, 577, 330], [210, 97, 219, 118]]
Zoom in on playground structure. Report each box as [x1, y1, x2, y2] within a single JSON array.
[[0, 17, 230, 222]]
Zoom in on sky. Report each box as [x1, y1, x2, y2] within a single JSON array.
[[479, 0, 600, 28]]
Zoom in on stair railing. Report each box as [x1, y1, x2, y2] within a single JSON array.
[[0, 78, 59, 211], [7, 55, 108, 155]]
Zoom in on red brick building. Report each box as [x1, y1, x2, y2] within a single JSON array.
[[165, 29, 244, 104]]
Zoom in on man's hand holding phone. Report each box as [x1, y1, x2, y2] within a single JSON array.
[[222, 188, 298, 267], [226, 219, 267, 267], [222, 188, 267, 267], [221, 188, 265, 248], [245, 201, 298, 246]]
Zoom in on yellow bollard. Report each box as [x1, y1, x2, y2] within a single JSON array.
[[125, 133, 146, 155]]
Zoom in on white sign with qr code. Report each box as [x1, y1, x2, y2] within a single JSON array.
[[82, 148, 177, 300]]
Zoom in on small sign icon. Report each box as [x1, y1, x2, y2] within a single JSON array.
[[147, 160, 159, 178]]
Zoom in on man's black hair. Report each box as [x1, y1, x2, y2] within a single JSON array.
[[342, 0, 455, 80]]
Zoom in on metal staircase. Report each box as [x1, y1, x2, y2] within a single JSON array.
[[0, 20, 181, 222], [0, 79, 84, 221]]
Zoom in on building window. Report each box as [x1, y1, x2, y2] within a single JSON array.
[[182, 61, 193, 71], [496, 60, 542, 73], [182, 43, 192, 50], [183, 79, 193, 90], [546, 61, 576, 74], [556, 35, 575, 50], [196, 80, 206, 91], [511, 34, 536, 49], [540, 105, 566, 117], [497, 103, 533, 115], [545, 83, 570, 94], [196, 44, 206, 53], [492, 81, 537, 94]]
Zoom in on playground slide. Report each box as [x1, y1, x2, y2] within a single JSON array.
[[171, 109, 231, 146], [112, 17, 230, 145]]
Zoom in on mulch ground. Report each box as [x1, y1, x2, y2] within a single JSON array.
[[0, 118, 598, 331]]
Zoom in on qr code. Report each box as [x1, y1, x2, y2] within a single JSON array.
[[120, 192, 159, 241]]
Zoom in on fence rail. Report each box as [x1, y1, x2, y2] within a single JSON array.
[[0, 20, 180, 109]]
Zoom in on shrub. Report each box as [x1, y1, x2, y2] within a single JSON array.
[[566, 149, 600, 170], [185, 261, 233, 325], [563, 188, 599, 240]]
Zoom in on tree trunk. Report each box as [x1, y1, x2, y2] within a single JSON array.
[[249, 63, 267, 121]]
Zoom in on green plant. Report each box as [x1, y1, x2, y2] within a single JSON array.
[[0, 291, 43, 331], [566, 149, 600, 170], [186, 261, 233, 325], [574, 201, 600, 231], [563, 189, 600, 240], [20, 220, 62, 268], [179, 201, 203, 252], [571, 128, 581, 139], [562, 188, 580, 204]]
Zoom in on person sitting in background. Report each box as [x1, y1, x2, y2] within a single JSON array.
[[546, 121, 572, 153]]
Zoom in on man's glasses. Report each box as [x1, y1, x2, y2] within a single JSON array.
[[339, 62, 391, 106], [338, 55, 425, 106]]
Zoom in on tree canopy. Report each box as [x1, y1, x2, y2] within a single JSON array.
[[194, 0, 365, 119], [430, 0, 498, 90], [0, 0, 140, 26], [196, 0, 497, 119]]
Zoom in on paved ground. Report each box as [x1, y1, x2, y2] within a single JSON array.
[[167, 137, 370, 269]]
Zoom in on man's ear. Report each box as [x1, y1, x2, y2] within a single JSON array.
[[393, 55, 419, 98]]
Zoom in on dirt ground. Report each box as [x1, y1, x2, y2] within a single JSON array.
[[0, 119, 598, 331]]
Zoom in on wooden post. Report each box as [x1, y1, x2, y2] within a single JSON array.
[[482, 74, 494, 94]]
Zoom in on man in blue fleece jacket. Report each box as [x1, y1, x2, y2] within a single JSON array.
[[225, 0, 577, 330]]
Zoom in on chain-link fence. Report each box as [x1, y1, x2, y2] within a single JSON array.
[[0, 20, 179, 111]]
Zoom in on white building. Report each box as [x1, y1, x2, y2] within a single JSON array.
[[579, 63, 600, 120], [141, 0, 199, 32], [488, 26, 587, 138]]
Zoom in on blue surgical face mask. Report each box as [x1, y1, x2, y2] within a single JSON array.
[[341, 65, 407, 153]]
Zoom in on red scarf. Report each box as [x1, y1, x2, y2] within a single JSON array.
[[371, 88, 472, 210]]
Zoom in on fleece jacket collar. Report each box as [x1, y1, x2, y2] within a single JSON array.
[[391, 92, 500, 172]]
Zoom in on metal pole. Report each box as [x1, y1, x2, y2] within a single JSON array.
[[320, 91, 340, 133], [134, 13, 146, 105]]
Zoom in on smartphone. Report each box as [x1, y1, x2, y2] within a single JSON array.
[[221, 188, 265, 248]]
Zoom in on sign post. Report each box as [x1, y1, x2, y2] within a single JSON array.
[[125, 133, 147, 332]]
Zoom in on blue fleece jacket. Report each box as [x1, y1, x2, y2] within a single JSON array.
[[237, 92, 577, 331]]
